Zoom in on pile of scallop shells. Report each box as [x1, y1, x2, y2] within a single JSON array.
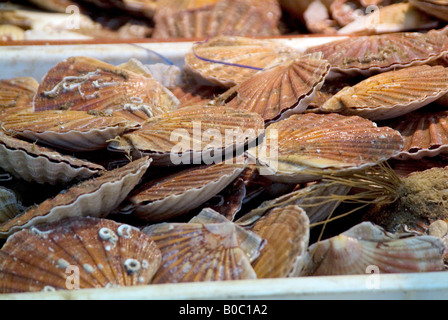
[[1, 7, 448, 296]]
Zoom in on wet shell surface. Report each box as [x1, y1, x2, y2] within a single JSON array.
[[107, 105, 265, 166], [0, 157, 151, 238], [0, 186, 25, 224], [142, 208, 265, 283], [184, 36, 302, 87], [171, 84, 225, 108], [409, 0, 448, 22], [120, 159, 246, 222], [305, 29, 448, 76], [385, 109, 448, 160], [249, 113, 404, 183], [33, 56, 179, 123], [0, 216, 162, 293], [249, 205, 310, 278], [1, 110, 141, 152], [215, 54, 330, 123], [320, 65, 448, 121], [27, 0, 78, 12], [0, 77, 38, 117], [0, 132, 105, 185], [303, 221, 446, 276]]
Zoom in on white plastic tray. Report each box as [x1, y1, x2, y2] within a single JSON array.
[[0, 36, 447, 300]]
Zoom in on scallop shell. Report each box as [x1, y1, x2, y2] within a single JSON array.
[[0, 186, 25, 224], [145, 63, 182, 90], [184, 36, 302, 87], [330, 0, 366, 27], [385, 109, 448, 160], [389, 157, 448, 177], [27, 0, 79, 12], [249, 205, 310, 278], [320, 65, 448, 121], [305, 29, 448, 77], [33, 56, 179, 123], [0, 132, 105, 185], [303, 221, 446, 276], [214, 54, 330, 123], [0, 216, 162, 293], [409, 0, 448, 22], [142, 208, 264, 283], [0, 77, 38, 117], [0, 157, 151, 238], [249, 113, 404, 183], [120, 159, 246, 222], [1, 110, 141, 152], [152, 0, 280, 39], [171, 84, 225, 108], [0, 24, 25, 41], [303, 0, 338, 35], [107, 105, 265, 166]]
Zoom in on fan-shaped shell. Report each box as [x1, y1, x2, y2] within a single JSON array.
[[249, 205, 310, 278], [0, 77, 37, 117], [120, 159, 246, 222], [305, 29, 448, 76], [409, 0, 448, 22], [386, 109, 448, 160], [303, 222, 446, 276], [330, 0, 366, 27], [0, 157, 151, 238], [152, 0, 280, 39], [184, 36, 302, 87], [171, 84, 225, 108], [321, 65, 448, 121], [0, 132, 105, 185], [0, 186, 25, 224], [0, 216, 162, 293], [142, 210, 265, 283], [107, 105, 265, 166], [215, 55, 330, 123], [249, 113, 404, 183], [1, 110, 141, 152], [33, 56, 179, 123]]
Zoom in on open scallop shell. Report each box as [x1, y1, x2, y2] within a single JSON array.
[[303, 221, 446, 276], [184, 36, 302, 87], [0, 157, 151, 238], [1, 110, 141, 152], [152, 0, 280, 39], [249, 113, 404, 183], [33, 56, 179, 123], [120, 159, 246, 222], [142, 208, 264, 283], [0, 132, 105, 185], [248, 205, 310, 278], [0, 186, 25, 224], [0, 216, 161, 293], [214, 54, 330, 123], [385, 109, 448, 160], [0, 77, 37, 117], [409, 0, 448, 22], [305, 28, 448, 77], [107, 105, 265, 166], [321, 65, 448, 121]]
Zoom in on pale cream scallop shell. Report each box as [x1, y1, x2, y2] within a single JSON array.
[[409, 0, 448, 22], [0, 157, 151, 238], [0, 132, 105, 185], [0, 186, 25, 224], [303, 222, 446, 276]]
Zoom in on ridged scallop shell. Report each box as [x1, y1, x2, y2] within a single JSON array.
[[0, 186, 25, 224], [303, 222, 446, 276], [389, 157, 448, 177], [1, 110, 141, 152], [0, 77, 37, 117], [120, 159, 246, 222], [0, 24, 25, 41], [321, 65, 448, 121], [330, 0, 366, 27], [142, 208, 264, 283], [152, 0, 280, 39], [0, 157, 151, 238], [145, 63, 182, 90], [0, 132, 105, 185], [249, 113, 404, 183], [0, 216, 162, 293], [28, 0, 79, 12], [184, 36, 302, 87], [108, 105, 265, 166], [33, 56, 179, 123], [337, 2, 440, 35], [305, 29, 448, 76], [409, 0, 448, 22], [248, 205, 310, 278], [171, 84, 225, 108], [385, 109, 448, 160], [214, 55, 330, 123]]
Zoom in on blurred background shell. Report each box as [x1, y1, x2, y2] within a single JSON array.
[[0, 216, 162, 293], [0, 77, 38, 117], [0, 186, 25, 224], [409, 0, 448, 22]]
